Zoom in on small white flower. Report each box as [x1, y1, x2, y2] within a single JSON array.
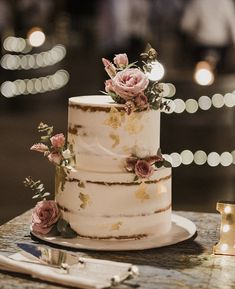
[[133, 145, 150, 159], [62, 149, 72, 159]]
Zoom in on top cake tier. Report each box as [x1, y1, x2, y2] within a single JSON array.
[[68, 95, 160, 173]]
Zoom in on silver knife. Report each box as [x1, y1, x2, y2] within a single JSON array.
[[17, 242, 84, 269], [16, 242, 139, 286]]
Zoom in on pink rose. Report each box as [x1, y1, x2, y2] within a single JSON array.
[[102, 58, 116, 78], [50, 133, 65, 149], [112, 68, 149, 100], [48, 152, 62, 165], [134, 93, 149, 109], [113, 53, 128, 68], [104, 79, 115, 93], [135, 160, 154, 179], [30, 143, 49, 153], [126, 157, 137, 172], [31, 200, 60, 235]]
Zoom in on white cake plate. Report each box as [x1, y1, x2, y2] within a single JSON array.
[[31, 214, 197, 251]]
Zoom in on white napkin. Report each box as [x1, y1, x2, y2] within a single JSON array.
[[0, 251, 139, 289]]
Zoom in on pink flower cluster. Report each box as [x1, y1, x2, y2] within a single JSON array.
[[102, 54, 149, 111], [126, 155, 163, 179], [31, 133, 66, 166], [31, 200, 60, 234]]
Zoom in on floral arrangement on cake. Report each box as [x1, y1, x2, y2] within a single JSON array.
[[125, 149, 171, 181], [24, 123, 77, 237], [102, 44, 174, 114], [102, 45, 172, 178], [24, 46, 173, 237]]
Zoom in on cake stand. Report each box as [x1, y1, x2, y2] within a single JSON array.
[[31, 214, 197, 251]]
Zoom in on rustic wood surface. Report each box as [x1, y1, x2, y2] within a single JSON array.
[[0, 210, 234, 289]]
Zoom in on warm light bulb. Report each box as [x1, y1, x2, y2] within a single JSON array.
[[222, 224, 230, 233], [27, 27, 45, 47], [194, 61, 214, 86], [220, 243, 228, 252], [146, 61, 165, 81], [224, 206, 232, 214]]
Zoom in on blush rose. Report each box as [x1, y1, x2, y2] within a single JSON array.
[[30, 143, 49, 153], [47, 152, 62, 165], [31, 200, 60, 235], [112, 68, 149, 100], [134, 159, 154, 178], [50, 133, 65, 149], [113, 53, 128, 68]]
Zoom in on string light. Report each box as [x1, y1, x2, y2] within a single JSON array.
[[162, 91, 235, 114], [1, 44, 66, 70], [164, 150, 235, 167], [3, 36, 30, 53], [1, 69, 69, 98]]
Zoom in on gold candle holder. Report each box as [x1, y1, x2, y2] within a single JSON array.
[[213, 201, 235, 256]]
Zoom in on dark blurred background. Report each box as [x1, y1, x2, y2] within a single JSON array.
[[1, 0, 235, 225]]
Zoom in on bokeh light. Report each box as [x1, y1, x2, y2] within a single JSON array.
[[194, 150, 207, 165], [27, 27, 46, 47], [185, 98, 198, 113], [194, 61, 214, 86], [146, 61, 165, 81], [198, 95, 212, 110]]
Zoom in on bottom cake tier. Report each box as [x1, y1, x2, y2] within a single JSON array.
[[55, 167, 172, 239]]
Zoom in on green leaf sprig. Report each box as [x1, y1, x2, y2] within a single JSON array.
[[24, 176, 50, 200]]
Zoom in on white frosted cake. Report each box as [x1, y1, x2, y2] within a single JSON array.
[[55, 95, 172, 239]]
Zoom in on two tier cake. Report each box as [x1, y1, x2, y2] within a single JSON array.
[[28, 46, 174, 240], [55, 95, 172, 239]]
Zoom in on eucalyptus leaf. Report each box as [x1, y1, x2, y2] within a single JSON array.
[[42, 192, 50, 197], [57, 218, 77, 238], [155, 161, 163, 168], [57, 218, 68, 232], [157, 148, 162, 156], [133, 175, 139, 182], [164, 160, 172, 168]]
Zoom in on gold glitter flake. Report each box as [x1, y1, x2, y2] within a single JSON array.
[[79, 193, 90, 209], [135, 182, 150, 202], [110, 133, 120, 148], [104, 107, 125, 129], [111, 221, 123, 231], [125, 113, 143, 134]]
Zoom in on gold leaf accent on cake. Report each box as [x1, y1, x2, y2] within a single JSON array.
[[122, 145, 131, 154], [104, 107, 125, 129], [156, 182, 167, 195], [111, 221, 123, 231], [110, 132, 120, 148], [135, 182, 150, 202], [68, 124, 83, 135], [77, 180, 85, 188], [79, 193, 90, 209], [125, 113, 143, 134]]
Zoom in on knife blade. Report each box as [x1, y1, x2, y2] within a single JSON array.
[[17, 242, 83, 268]]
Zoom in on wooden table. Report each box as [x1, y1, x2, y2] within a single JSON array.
[[0, 210, 234, 289]]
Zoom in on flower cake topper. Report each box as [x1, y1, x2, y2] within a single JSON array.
[[102, 44, 175, 114]]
